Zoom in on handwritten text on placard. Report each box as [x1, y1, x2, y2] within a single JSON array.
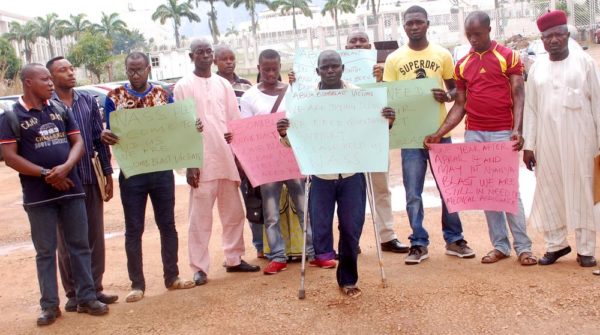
[[228, 112, 303, 187], [428, 141, 519, 214], [110, 99, 203, 178]]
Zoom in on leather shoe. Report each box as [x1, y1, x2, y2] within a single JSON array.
[[539, 246, 572, 265], [77, 300, 108, 316], [577, 254, 597, 267], [225, 259, 260, 273], [193, 270, 208, 285], [64, 297, 77, 312], [381, 239, 410, 253], [37, 306, 61, 326], [97, 292, 118, 304]]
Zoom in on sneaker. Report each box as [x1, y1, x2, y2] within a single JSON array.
[[445, 239, 476, 258], [64, 297, 77, 312], [263, 261, 287, 274], [405, 246, 429, 265], [309, 259, 336, 268]]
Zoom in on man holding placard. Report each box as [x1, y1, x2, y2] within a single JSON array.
[[278, 50, 396, 298], [288, 31, 409, 255], [101, 52, 195, 303], [239, 49, 314, 275], [174, 38, 260, 286], [424, 11, 536, 266], [524, 10, 600, 268], [383, 5, 474, 264]]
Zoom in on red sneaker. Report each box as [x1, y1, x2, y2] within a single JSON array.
[[309, 259, 336, 269], [263, 261, 287, 275]]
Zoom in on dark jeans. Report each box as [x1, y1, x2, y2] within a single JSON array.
[[119, 170, 179, 290], [309, 174, 366, 287], [24, 198, 96, 309], [58, 184, 105, 298], [401, 137, 464, 247]]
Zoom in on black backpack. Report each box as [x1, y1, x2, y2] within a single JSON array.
[[2, 100, 68, 142]]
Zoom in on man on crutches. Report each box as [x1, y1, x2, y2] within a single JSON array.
[[277, 50, 395, 298]]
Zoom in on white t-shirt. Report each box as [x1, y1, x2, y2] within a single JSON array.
[[239, 85, 288, 118]]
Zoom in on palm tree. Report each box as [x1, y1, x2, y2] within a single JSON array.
[[93, 12, 128, 40], [4, 21, 38, 63], [152, 0, 201, 48], [225, 24, 239, 37], [194, 0, 231, 44], [360, 0, 380, 41], [230, 0, 270, 59], [35, 13, 61, 58], [270, 0, 313, 49], [321, 0, 356, 49], [62, 13, 92, 41]]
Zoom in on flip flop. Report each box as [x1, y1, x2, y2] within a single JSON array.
[[168, 277, 195, 290], [481, 249, 508, 264], [518, 252, 538, 266], [341, 285, 362, 298], [125, 289, 144, 303]]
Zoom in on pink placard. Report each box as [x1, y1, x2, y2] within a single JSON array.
[[428, 141, 519, 214], [228, 112, 303, 187]]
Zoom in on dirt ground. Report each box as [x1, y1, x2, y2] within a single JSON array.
[[3, 45, 600, 335]]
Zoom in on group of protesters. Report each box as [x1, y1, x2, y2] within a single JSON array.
[[1, 4, 598, 326]]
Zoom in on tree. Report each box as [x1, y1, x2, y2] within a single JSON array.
[[35, 13, 62, 58], [152, 0, 201, 48], [112, 29, 148, 54], [321, 0, 356, 49], [68, 32, 112, 83], [195, 0, 231, 44], [0, 38, 21, 80], [62, 13, 92, 41], [4, 21, 38, 63], [225, 24, 239, 37], [360, 0, 380, 42], [93, 12, 128, 40], [230, 0, 270, 58], [270, 0, 313, 49]]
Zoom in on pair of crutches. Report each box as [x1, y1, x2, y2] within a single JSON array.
[[298, 173, 387, 299]]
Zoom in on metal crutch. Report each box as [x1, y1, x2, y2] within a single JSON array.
[[298, 176, 312, 299], [365, 172, 387, 288]]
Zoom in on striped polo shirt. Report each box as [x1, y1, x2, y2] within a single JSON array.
[[454, 41, 523, 131]]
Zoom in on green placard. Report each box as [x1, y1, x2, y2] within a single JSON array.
[[360, 78, 441, 149], [110, 99, 203, 178]]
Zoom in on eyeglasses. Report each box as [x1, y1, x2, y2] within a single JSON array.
[[125, 68, 148, 77], [192, 48, 213, 56]]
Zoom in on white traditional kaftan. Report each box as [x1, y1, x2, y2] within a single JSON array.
[[523, 49, 600, 233]]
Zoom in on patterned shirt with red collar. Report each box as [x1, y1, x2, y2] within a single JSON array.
[[104, 83, 173, 129], [454, 40, 524, 131]]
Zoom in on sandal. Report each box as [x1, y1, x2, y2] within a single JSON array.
[[168, 277, 195, 290], [341, 285, 362, 298], [125, 289, 144, 303], [518, 252, 538, 266], [481, 249, 508, 264]]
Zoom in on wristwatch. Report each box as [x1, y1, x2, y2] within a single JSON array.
[[40, 168, 50, 179], [446, 92, 452, 102]]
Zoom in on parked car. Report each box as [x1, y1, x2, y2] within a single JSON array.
[[0, 95, 19, 161], [521, 38, 584, 80], [452, 44, 471, 64], [74, 85, 111, 121]]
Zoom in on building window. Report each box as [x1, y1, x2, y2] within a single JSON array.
[[151, 56, 160, 67]]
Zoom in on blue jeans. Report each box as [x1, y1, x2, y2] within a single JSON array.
[[309, 174, 366, 287], [240, 177, 264, 253], [25, 198, 96, 309], [260, 179, 314, 263], [464, 130, 532, 255], [119, 171, 180, 290], [402, 137, 464, 247]]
